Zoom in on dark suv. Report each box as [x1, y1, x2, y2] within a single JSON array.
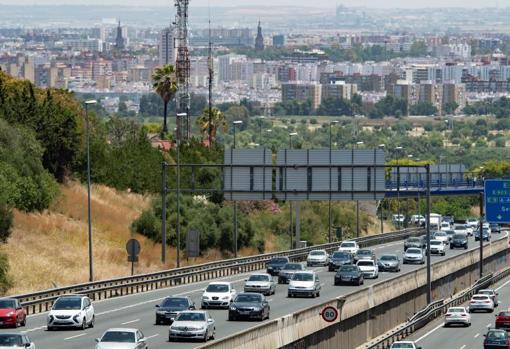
[[450, 234, 468, 249], [266, 257, 290, 276]]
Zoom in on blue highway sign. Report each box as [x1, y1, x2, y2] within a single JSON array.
[[485, 180, 510, 223]]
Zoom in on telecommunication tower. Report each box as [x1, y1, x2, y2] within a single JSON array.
[[175, 0, 191, 141]]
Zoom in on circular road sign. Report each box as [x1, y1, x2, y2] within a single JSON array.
[[321, 306, 338, 322], [126, 239, 141, 256]]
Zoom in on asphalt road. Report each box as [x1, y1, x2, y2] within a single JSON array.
[[10, 234, 504, 349], [409, 259, 510, 349]]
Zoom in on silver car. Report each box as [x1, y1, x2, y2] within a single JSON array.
[[244, 273, 276, 296], [478, 289, 499, 307], [377, 254, 401, 272], [288, 271, 321, 298], [306, 250, 330, 267], [169, 311, 215, 342], [95, 328, 147, 349], [468, 294, 494, 313], [402, 248, 425, 264]]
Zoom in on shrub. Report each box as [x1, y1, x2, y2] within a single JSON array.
[[0, 205, 12, 244]]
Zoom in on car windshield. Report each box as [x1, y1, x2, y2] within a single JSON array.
[[448, 308, 465, 313], [248, 275, 270, 282], [310, 251, 325, 256], [292, 273, 313, 281], [453, 234, 466, 239], [391, 343, 415, 348], [357, 261, 374, 266], [332, 252, 350, 259], [283, 264, 302, 270], [407, 248, 421, 254], [340, 266, 357, 272], [487, 331, 507, 339], [235, 294, 262, 303], [407, 238, 420, 242], [435, 232, 446, 237], [161, 298, 189, 308], [0, 335, 22, 346], [430, 241, 442, 245], [101, 331, 135, 343], [53, 297, 82, 310], [206, 284, 229, 293], [380, 255, 397, 261], [0, 300, 16, 308], [499, 312, 510, 317], [357, 250, 372, 255], [176, 312, 206, 321], [270, 258, 288, 264], [341, 242, 355, 247], [479, 290, 494, 295], [456, 225, 467, 229]]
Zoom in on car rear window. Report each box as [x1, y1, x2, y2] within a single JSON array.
[[472, 295, 489, 300], [498, 312, 510, 316], [357, 261, 374, 266]]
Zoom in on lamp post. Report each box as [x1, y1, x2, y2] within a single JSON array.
[[232, 120, 243, 258], [378, 144, 385, 235], [395, 146, 404, 230], [258, 116, 265, 144], [328, 121, 339, 243], [355, 141, 364, 237], [289, 132, 297, 249], [175, 113, 187, 268], [84, 99, 97, 282]]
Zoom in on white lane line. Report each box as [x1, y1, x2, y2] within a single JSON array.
[[64, 333, 87, 340], [25, 326, 45, 332], [460, 345, 466, 349], [415, 322, 445, 342], [474, 333, 480, 338], [487, 323, 491, 328], [121, 318, 140, 325], [145, 334, 159, 340]]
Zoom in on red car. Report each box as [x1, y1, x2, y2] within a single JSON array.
[[496, 310, 510, 330], [0, 298, 26, 327]]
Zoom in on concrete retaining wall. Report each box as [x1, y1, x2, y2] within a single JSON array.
[[197, 235, 510, 349]]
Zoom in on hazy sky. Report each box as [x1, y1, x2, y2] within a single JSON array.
[[0, 0, 505, 7]]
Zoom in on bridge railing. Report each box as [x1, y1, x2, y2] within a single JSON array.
[[15, 228, 423, 315], [362, 268, 510, 349], [385, 171, 483, 190]]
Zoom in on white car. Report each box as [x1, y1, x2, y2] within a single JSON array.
[[95, 328, 147, 349], [410, 215, 426, 226], [338, 241, 359, 254], [390, 341, 421, 349], [428, 239, 446, 256], [469, 294, 495, 313], [432, 231, 449, 245], [465, 218, 479, 229], [444, 307, 471, 327], [453, 224, 472, 236], [440, 222, 451, 231], [483, 223, 492, 234], [403, 248, 425, 264], [356, 260, 379, 279], [201, 282, 236, 309], [168, 311, 215, 342], [288, 271, 321, 298], [306, 250, 330, 267], [392, 214, 405, 225], [0, 333, 35, 349], [47, 294, 95, 330], [244, 273, 276, 296]]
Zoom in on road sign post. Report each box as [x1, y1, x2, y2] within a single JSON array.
[[320, 306, 338, 322], [484, 180, 510, 223], [126, 239, 141, 276]]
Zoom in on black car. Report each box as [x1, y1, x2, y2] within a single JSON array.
[[483, 329, 510, 349], [334, 265, 364, 286], [450, 234, 468, 249], [155, 296, 195, 324], [404, 237, 423, 251], [353, 249, 375, 263], [278, 263, 306, 284], [228, 293, 270, 321], [490, 223, 501, 234], [266, 257, 290, 276], [328, 252, 354, 271]]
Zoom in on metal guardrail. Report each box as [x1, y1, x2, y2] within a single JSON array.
[[15, 228, 423, 315], [363, 268, 510, 349]]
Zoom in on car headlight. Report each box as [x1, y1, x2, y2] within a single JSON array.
[[156, 310, 166, 314], [202, 296, 209, 300], [72, 314, 80, 322], [253, 306, 261, 311], [6, 311, 15, 317], [230, 306, 236, 311], [222, 296, 230, 300]]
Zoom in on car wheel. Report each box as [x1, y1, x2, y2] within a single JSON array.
[[317, 291, 320, 297], [203, 332, 208, 342], [81, 318, 87, 330], [211, 327, 216, 340], [168, 336, 172, 342], [464, 246, 468, 250], [89, 315, 95, 328], [467, 322, 471, 327], [202, 305, 207, 310], [21, 316, 26, 327], [47, 326, 54, 331]]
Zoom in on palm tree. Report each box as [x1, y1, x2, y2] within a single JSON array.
[[197, 107, 228, 144], [152, 65, 177, 135]]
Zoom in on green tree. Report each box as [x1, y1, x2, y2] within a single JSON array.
[[152, 65, 178, 134], [197, 107, 228, 144], [443, 101, 459, 115], [409, 102, 438, 116]]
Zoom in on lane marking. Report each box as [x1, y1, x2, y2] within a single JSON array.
[[121, 318, 140, 325], [145, 334, 159, 340], [64, 333, 87, 340], [415, 322, 445, 342], [460, 345, 466, 349], [474, 333, 480, 338], [25, 326, 45, 332], [487, 323, 491, 328]]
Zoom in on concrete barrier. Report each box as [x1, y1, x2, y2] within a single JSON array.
[[197, 234, 510, 349]]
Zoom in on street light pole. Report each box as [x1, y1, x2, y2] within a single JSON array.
[[289, 132, 297, 249], [378, 144, 385, 235], [232, 120, 243, 257], [258, 116, 265, 144], [396, 146, 403, 230], [355, 141, 363, 237], [84, 100, 97, 282], [328, 121, 339, 243]]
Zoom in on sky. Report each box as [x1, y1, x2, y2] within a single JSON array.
[[0, 0, 505, 7]]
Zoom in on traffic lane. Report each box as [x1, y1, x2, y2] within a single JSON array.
[[408, 264, 510, 349], [12, 234, 504, 349]]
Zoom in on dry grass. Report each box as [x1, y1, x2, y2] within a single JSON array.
[[3, 182, 236, 295]]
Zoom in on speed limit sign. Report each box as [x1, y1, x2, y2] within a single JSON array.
[[321, 306, 338, 322]]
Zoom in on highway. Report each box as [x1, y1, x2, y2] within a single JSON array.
[[408, 254, 510, 349], [10, 234, 502, 349]]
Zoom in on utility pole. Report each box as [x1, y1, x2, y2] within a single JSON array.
[[84, 100, 97, 282], [479, 192, 484, 278], [426, 164, 432, 304], [207, 13, 213, 147]]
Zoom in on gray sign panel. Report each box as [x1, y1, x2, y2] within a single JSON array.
[[390, 164, 466, 187], [275, 149, 385, 201], [224, 148, 272, 200], [186, 230, 200, 258]]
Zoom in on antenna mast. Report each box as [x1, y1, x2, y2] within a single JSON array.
[[175, 0, 191, 141], [208, 9, 214, 146]]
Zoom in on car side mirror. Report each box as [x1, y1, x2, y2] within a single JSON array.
[[25, 344, 30, 348], [208, 318, 214, 323], [95, 338, 100, 343], [190, 304, 196, 310], [138, 339, 146, 343], [155, 304, 160, 308]]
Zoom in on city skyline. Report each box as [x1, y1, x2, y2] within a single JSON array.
[[0, 0, 506, 8]]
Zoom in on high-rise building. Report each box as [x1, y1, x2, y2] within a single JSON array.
[[322, 81, 358, 100], [419, 81, 443, 115], [392, 80, 420, 113], [273, 35, 285, 48], [116, 21, 125, 50], [282, 82, 322, 110], [255, 21, 264, 51], [159, 26, 176, 66], [442, 82, 466, 113]]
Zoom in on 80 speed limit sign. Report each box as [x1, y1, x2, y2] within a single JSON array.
[[321, 306, 338, 322]]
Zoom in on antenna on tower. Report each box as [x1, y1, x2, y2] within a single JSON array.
[[207, 2, 214, 147], [175, 0, 191, 142]]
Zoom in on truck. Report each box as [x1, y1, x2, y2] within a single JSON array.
[[428, 213, 442, 231]]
